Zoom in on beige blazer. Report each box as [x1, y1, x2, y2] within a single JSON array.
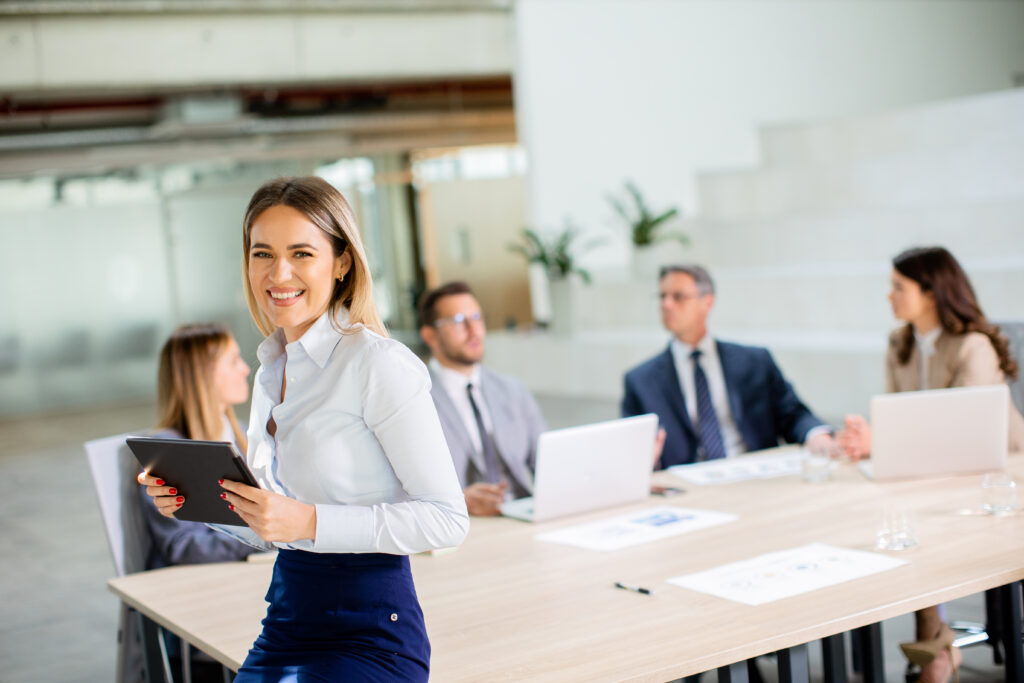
[[886, 329, 1024, 452]]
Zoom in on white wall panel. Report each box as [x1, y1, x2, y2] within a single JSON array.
[[35, 16, 300, 88], [299, 13, 512, 80], [2, 10, 513, 91], [0, 19, 38, 89], [514, 0, 1024, 268]]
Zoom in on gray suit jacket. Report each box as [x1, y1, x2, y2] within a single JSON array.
[[428, 365, 546, 494]]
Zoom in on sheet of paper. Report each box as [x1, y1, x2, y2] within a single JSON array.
[[667, 543, 909, 606], [667, 450, 802, 485], [535, 506, 737, 552]]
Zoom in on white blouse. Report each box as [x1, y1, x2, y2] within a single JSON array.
[[239, 310, 468, 555]]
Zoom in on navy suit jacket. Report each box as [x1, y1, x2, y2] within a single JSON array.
[[621, 341, 825, 468]]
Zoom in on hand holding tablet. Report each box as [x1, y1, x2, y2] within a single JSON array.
[[128, 437, 260, 526]]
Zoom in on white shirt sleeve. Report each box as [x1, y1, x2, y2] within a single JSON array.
[[207, 523, 277, 552], [311, 342, 469, 554]]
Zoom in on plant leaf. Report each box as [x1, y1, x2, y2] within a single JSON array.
[[653, 231, 690, 246]]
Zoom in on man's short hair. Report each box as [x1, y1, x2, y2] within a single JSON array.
[[418, 281, 476, 327], [659, 264, 715, 296]]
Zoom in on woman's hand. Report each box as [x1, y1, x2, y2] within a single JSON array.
[[837, 414, 872, 460], [219, 480, 317, 543], [137, 471, 184, 518]]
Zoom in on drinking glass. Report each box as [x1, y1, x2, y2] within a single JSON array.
[[801, 441, 838, 483], [876, 505, 918, 551], [980, 473, 1018, 515]]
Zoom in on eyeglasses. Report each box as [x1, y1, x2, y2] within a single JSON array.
[[433, 311, 484, 328], [658, 291, 705, 304]]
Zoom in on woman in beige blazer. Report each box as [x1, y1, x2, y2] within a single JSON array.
[[841, 246, 1024, 683]]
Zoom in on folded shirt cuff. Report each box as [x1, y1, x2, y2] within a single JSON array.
[[313, 503, 375, 553]]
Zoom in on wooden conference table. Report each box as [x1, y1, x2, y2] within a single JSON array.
[[110, 450, 1024, 682]]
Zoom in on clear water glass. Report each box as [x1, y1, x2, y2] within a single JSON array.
[[801, 442, 838, 483], [980, 473, 1018, 515], [876, 505, 918, 551]]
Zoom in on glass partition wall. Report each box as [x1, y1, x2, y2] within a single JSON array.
[[0, 155, 422, 418]]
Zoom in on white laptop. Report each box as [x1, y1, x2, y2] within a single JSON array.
[[860, 384, 1009, 481], [500, 413, 659, 522]]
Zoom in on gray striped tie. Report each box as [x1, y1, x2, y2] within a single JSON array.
[[467, 383, 503, 483]]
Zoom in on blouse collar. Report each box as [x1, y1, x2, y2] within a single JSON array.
[[256, 308, 352, 369]]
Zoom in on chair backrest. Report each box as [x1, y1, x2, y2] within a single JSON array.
[[84, 432, 151, 577]]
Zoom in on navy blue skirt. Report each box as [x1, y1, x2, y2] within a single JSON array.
[[234, 549, 430, 682]]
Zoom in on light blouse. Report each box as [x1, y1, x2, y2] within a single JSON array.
[[227, 310, 469, 555]]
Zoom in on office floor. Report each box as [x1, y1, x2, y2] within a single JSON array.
[[0, 398, 1008, 682]]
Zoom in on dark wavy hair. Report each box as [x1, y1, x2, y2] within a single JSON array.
[[892, 246, 1017, 379]]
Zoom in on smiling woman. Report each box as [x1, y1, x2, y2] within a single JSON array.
[[246, 204, 353, 342], [240, 178, 384, 340], [138, 176, 468, 682]]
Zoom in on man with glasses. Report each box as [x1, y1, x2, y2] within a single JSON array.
[[418, 282, 545, 516], [622, 264, 834, 469]]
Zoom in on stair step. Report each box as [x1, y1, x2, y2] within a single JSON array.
[[760, 89, 1024, 166]]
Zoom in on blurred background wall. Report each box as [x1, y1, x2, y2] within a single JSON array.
[[1, 0, 1022, 423], [0, 1, 524, 416]]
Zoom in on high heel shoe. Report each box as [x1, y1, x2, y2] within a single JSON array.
[[900, 623, 961, 683]]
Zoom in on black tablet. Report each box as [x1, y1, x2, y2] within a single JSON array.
[[126, 437, 260, 526]]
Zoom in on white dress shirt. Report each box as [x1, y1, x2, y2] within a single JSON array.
[[670, 336, 746, 458], [914, 326, 942, 390], [237, 310, 469, 555]]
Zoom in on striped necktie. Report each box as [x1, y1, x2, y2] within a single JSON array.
[[691, 350, 727, 461]]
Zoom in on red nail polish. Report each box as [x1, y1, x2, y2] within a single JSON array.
[[220, 493, 227, 499], [176, 502, 182, 508], [176, 496, 184, 503], [228, 504, 235, 511], [218, 479, 224, 485], [156, 479, 165, 486], [168, 488, 177, 495]]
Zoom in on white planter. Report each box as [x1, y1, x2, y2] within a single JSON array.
[[528, 262, 552, 326], [548, 277, 582, 337]]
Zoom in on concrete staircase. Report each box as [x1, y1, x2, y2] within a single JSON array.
[[488, 88, 1024, 423]]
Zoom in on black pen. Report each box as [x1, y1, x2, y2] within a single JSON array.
[[614, 581, 652, 595]]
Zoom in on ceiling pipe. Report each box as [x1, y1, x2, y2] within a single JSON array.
[[0, 0, 512, 16]]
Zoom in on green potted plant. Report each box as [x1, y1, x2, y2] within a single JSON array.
[[508, 225, 596, 284], [508, 223, 601, 334], [606, 181, 687, 277]]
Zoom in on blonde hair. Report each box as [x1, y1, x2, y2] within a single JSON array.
[[156, 324, 247, 449], [241, 176, 387, 338]]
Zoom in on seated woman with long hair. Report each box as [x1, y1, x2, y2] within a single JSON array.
[[840, 246, 1024, 683], [143, 323, 258, 569]]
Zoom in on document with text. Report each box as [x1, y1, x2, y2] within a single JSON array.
[[666, 449, 802, 485], [667, 543, 909, 605], [534, 506, 737, 552]]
